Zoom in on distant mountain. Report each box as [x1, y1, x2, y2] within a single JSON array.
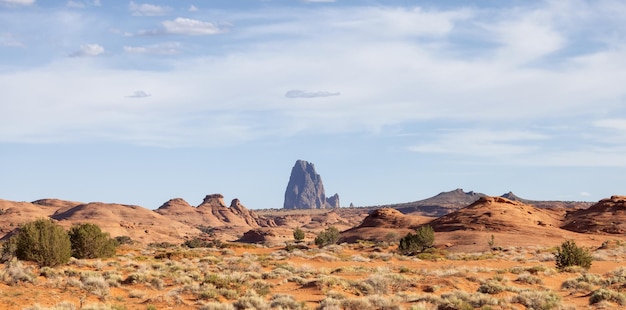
[[366, 188, 485, 216], [362, 189, 592, 216]]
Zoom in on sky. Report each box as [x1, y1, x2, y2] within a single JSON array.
[[2, 0, 626, 210]]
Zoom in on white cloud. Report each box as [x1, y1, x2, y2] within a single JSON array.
[[580, 192, 592, 197], [129, 1, 171, 16], [303, 0, 336, 3], [2, 2, 626, 155], [123, 42, 181, 55], [66, 1, 84, 8], [285, 90, 340, 98], [488, 9, 566, 65], [126, 90, 151, 98], [0, 0, 34, 6], [188, 5, 198, 12], [69, 44, 104, 57], [408, 129, 547, 158], [92, 0, 100, 6], [162, 17, 222, 35]]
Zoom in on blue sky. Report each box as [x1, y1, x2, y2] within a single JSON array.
[[2, 0, 626, 209]]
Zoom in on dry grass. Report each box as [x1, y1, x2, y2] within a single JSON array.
[[2, 240, 626, 309]]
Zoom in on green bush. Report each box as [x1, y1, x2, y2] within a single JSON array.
[[183, 237, 214, 248], [69, 223, 117, 259], [555, 240, 592, 270], [14, 219, 71, 267], [293, 227, 305, 243], [314, 227, 340, 248], [398, 225, 434, 255], [114, 235, 133, 245]]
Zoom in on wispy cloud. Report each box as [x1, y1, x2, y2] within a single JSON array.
[[126, 90, 151, 98], [66, 1, 84, 8], [69, 44, 104, 57], [408, 129, 547, 158], [0, 33, 25, 47], [2, 1, 626, 155], [137, 18, 224, 36], [285, 90, 340, 98], [188, 5, 198, 12], [129, 1, 171, 17], [0, 0, 34, 6], [162, 17, 223, 35], [123, 42, 181, 55]]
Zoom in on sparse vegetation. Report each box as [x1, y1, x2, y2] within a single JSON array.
[[293, 227, 305, 243], [69, 223, 117, 259], [398, 225, 435, 255], [555, 240, 593, 270], [14, 219, 72, 267], [314, 226, 340, 248]]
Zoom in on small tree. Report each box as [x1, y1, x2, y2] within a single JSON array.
[[14, 219, 71, 267], [293, 227, 305, 243], [555, 240, 592, 270], [314, 226, 340, 248], [69, 223, 117, 259], [398, 225, 435, 255]]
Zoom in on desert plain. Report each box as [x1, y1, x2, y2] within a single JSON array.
[[1, 192, 626, 309]]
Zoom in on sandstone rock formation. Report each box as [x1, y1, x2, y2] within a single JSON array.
[[50, 202, 200, 244], [283, 160, 339, 209], [155, 194, 275, 230], [339, 208, 433, 243], [562, 195, 626, 234], [236, 227, 296, 246], [428, 196, 563, 233]]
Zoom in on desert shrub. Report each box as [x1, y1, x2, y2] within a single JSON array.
[[251, 280, 272, 296], [183, 238, 213, 248], [69, 223, 117, 259], [81, 274, 110, 300], [477, 280, 505, 294], [0, 258, 37, 285], [0, 237, 17, 262], [148, 241, 177, 248], [270, 294, 304, 309], [314, 226, 340, 248], [589, 288, 626, 305], [515, 273, 543, 285], [40, 266, 64, 279], [114, 236, 133, 245], [14, 218, 71, 267], [555, 240, 592, 270], [293, 227, 305, 243], [233, 292, 270, 310], [398, 225, 434, 255], [199, 303, 235, 310], [511, 290, 561, 310]]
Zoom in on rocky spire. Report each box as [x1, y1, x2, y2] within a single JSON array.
[[283, 160, 339, 209]]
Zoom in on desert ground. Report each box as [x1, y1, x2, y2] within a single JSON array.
[[2, 235, 626, 310], [2, 195, 626, 309]]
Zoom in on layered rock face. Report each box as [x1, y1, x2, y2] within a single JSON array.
[[283, 160, 340, 209]]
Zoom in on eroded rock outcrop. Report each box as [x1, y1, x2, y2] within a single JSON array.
[[156, 194, 275, 229], [562, 195, 626, 234], [283, 160, 339, 209]]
